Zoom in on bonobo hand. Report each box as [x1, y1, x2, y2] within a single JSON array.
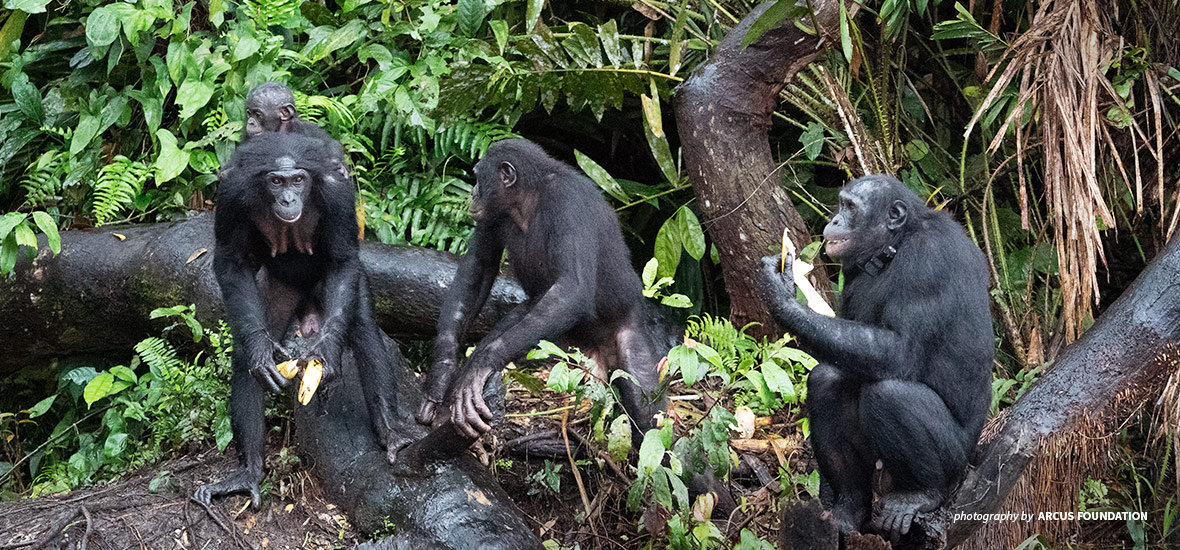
[[380, 418, 419, 465], [250, 337, 292, 393], [416, 356, 457, 425], [757, 255, 797, 300], [449, 365, 496, 438], [305, 332, 344, 384]]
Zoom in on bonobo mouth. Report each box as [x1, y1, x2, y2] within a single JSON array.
[[825, 238, 849, 257], [468, 203, 484, 220], [274, 210, 302, 223]]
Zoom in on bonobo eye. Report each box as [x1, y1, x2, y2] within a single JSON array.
[[293, 175, 304, 184], [270, 176, 283, 187]]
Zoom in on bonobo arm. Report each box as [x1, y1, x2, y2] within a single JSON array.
[[214, 215, 290, 393], [418, 224, 505, 424], [306, 210, 360, 381], [448, 237, 597, 437], [755, 256, 905, 380]]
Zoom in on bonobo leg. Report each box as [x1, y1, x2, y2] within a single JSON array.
[[807, 363, 874, 534], [351, 283, 414, 463], [861, 379, 971, 542], [614, 311, 665, 434], [194, 356, 266, 508]]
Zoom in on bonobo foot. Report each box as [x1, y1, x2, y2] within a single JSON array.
[[870, 489, 942, 543], [193, 466, 263, 509], [377, 419, 418, 465], [830, 498, 869, 535]]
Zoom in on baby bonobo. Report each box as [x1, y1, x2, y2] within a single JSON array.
[[755, 174, 992, 543], [417, 139, 665, 440], [194, 131, 412, 508], [239, 81, 349, 180]]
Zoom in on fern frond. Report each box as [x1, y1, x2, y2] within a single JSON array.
[[20, 150, 67, 207], [93, 156, 150, 225], [135, 336, 184, 382]]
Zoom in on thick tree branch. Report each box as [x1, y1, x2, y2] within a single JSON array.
[[674, 0, 847, 334]]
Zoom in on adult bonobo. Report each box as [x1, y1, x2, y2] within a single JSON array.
[[416, 138, 665, 439], [755, 174, 992, 542], [194, 131, 412, 507]]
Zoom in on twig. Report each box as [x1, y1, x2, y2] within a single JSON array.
[[502, 430, 558, 450], [78, 505, 92, 550], [189, 497, 247, 550], [561, 396, 594, 530]]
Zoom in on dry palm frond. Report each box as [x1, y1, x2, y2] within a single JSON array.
[[966, 0, 1168, 341]]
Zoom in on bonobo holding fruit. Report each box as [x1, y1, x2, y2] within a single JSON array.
[[755, 174, 992, 542], [194, 131, 412, 508], [417, 138, 665, 439]]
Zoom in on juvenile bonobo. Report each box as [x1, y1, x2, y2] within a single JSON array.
[[194, 132, 412, 508], [755, 175, 992, 542], [416, 138, 665, 439], [240, 82, 349, 180]]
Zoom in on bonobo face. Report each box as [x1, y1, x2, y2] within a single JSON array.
[[823, 177, 908, 265], [469, 157, 517, 222], [245, 83, 296, 137], [267, 155, 310, 223]]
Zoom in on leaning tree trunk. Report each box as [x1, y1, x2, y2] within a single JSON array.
[[0, 215, 539, 548], [0, 213, 524, 376], [781, 235, 1180, 550], [674, 0, 846, 335]]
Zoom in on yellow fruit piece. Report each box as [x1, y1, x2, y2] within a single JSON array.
[[298, 359, 324, 405], [276, 360, 300, 380]]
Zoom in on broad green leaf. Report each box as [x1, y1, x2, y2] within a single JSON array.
[[636, 428, 665, 475], [761, 361, 795, 403], [598, 20, 622, 66], [4, 0, 51, 14], [110, 365, 137, 383], [215, 411, 233, 451], [13, 222, 36, 248], [744, 370, 775, 409], [642, 259, 660, 290], [607, 415, 631, 462], [0, 213, 26, 241], [154, 130, 188, 183], [574, 150, 628, 203], [694, 343, 723, 370], [175, 79, 213, 120], [668, 0, 688, 74], [11, 73, 43, 124], [640, 90, 677, 184], [456, 0, 493, 37], [0, 234, 16, 274], [524, 0, 543, 31], [489, 19, 508, 53], [71, 113, 100, 155], [675, 206, 705, 260], [27, 395, 56, 418], [103, 431, 128, 458], [233, 34, 259, 61], [839, 0, 852, 62], [661, 294, 692, 308], [85, 6, 120, 48], [567, 23, 601, 68], [30, 211, 60, 254], [800, 122, 825, 160], [654, 217, 681, 279], [83, 372, 115, 407]]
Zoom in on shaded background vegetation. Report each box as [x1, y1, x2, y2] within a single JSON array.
[[0, 0, 1177, 548]]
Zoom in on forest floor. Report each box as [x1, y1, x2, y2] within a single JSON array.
[[0, 375, 805, 549]]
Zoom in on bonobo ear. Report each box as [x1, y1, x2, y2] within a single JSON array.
[[887, 199, 908, 230], [279, 104, 296, 122], [499, 161, 517, 188]]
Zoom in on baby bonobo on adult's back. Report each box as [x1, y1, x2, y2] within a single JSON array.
[[416, 139, 665, 439], [755, 174, 992, 543], [193, 130, 412, 508]]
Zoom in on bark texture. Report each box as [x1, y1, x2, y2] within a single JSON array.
[[674, 0, 845, 334], [0, 213, 524, 374]]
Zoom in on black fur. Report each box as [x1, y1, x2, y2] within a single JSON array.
[[194, 131, 410, 508], [419, 138, 665, 439], [756, 174, 992, 541]]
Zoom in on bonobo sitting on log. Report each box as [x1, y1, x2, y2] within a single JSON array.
[[755, 174, 992, 543], [194, 129, 413, 508], [416, 138, 666, 440]]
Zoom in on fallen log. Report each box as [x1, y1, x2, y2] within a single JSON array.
[[0, 212, 525, 375]]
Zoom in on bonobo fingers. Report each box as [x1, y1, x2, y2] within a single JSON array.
[[416, 399, 439, 426], [193, 468, 263, 509]]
